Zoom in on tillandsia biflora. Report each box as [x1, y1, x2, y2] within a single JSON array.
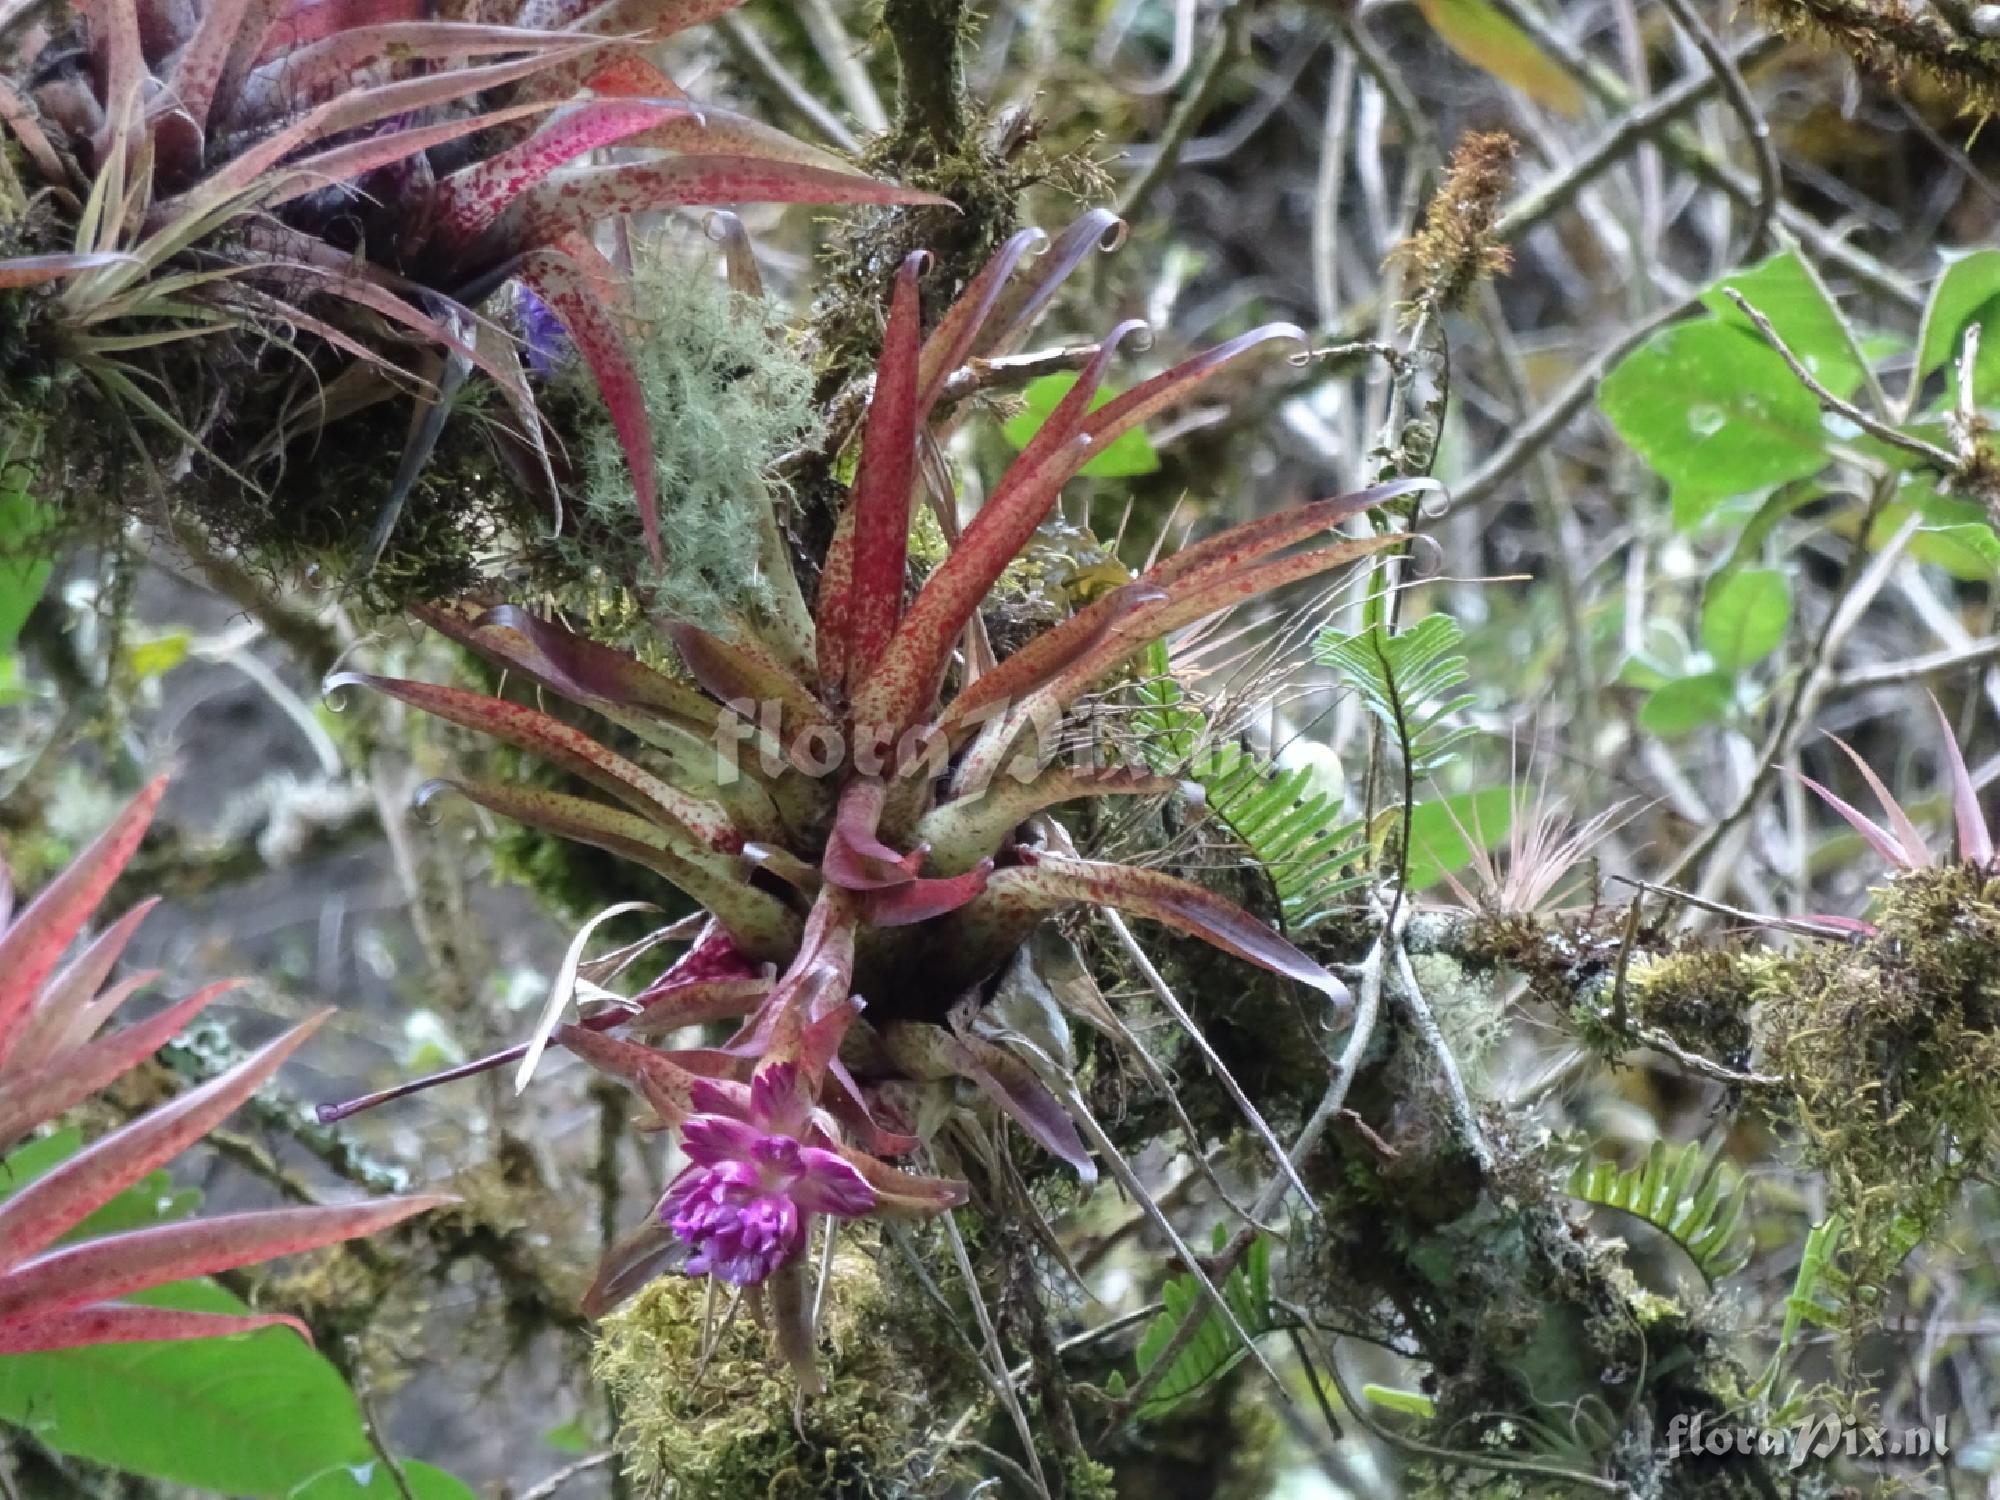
[[318, 213, 1431, 1380], [0, 776, 446, 1353], [0, 0, 942, 581]]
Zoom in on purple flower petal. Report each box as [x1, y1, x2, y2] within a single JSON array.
[[789, 1147, 878, 1218], [681, 1113, 761, 1168], [750, 1062, 805, 1132]]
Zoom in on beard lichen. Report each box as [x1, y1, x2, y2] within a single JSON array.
[[547, 255, 819, 636], [1755, 861, 2000, 1298], [593, 1248, 927, 1499]]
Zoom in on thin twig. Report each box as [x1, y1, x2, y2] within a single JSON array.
[[1653, 0, 1783, 256], [1723, 289, 1960, 472], [518, 1451, 616, 1500]]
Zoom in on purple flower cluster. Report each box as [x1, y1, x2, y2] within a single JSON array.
[[659, 1067, 877, 1285]]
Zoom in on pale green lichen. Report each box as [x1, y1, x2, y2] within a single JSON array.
[[564, 253, 818, 636]]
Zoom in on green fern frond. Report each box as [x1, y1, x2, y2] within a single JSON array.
[[1566, 1140, 1753, 1282], [1125, 1228, 1274, 1418], [1132, 644, 1366, 929], [1315, 612, 1476, 779]]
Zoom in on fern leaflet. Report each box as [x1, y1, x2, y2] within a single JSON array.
[[1132, 643, 1367, 929], [1315, 612, 1476, 779], [1124, 1227, 1274, 1418], [1566, 1139, 1752, 1282]]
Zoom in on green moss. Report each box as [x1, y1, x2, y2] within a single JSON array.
[[594, 1252, 928, 1500], [1755, 861, 2000, 1298], [1623, 949, 1758, 1067]]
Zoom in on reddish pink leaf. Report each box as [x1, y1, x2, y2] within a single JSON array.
[[974, 209, 1126, 360], [864, 863, 992, 926], [513, 246, 662, 562], [1935, 697, 1995, 864], [0, 1014, 328, 1274], [832, 251, 926, 695], [0, 1196, 451, 1325], [165, 0, 254, 132], [0, 777, 167, 1065], [429, 603, 720, 732], [331, 673, 738, 850], [940, 480, 1426, 737], [231, 21, 588, 118], [492, 157, 951, 253], [976, 855, 1351, 1009], [1823, 732, 1928, 866], [822, 780, 922, 891], [0, 983, 234, 1150], [851, 323, 1147, 738], [556, 1023, 712, 1127], [431, 97, 699, 246], [915, 226, 1045, 413], [251, 0, 423, 63], [262, 98, 560, 211], [571, 0, 750, 41], [10, 897, 159, 1067], [0, 1303, 309, 1354], [1789, 770, 1916, 871], [0, 252, 141, 289]]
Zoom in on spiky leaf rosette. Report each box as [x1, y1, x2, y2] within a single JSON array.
[[323, 217, 1429, 1366], [0, 776, 447, 1354], [0, 0, 942, 587]]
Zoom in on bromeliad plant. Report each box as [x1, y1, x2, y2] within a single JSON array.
[[325, 216, 1429, 1368], [0, 0, 939, 566], [0, 776, 445, 1354]]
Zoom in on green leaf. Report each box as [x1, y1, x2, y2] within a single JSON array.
[[297, 1460, 481, 1500], [1913, 521, 2000, 579], [1600, 321, 1829, 503], [543, 1416, 595, 1454], [1409, 0, 1585, 115], [1915, 250, 2000, 384], [0, 474, 52, 652], [1639, 673, 1735, 737], [128, 632, 190, 679], [1001, 374, 1160, 478], [1706, 251, 1866, 400], [1405, 788, 1514, 891], [1701, 568, 1790, 671], [0, 1281, 378, 1495], [1362, 1384, 1438, 1418]]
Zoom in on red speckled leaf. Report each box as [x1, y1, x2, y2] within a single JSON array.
[[666, 623, 832, 741], [493, 157, 950, 253], [0, 1015, 328, 1274], [988, 855, 1351, 1009], [974, 209, 1126, 360], [835, 252, 926, 692], [940, 480, 1426, 737], [251, 0, 424, 64], [915, 226, 1044, 413], [0, 252, 140, 289], [556, 1024, 710, 1127], [0, 778, 166, 1065], [166, 0, 254, 131], [0, 1197, 451, 1326], [332, 673, 738, 850], [0, 1303, 310, 1355], [0, 983, 235, 1151], [851, 323, 1146, 739], [864, 863, 992, 926], [513, 246, 662, 561], [431, 97, 699, 245]]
